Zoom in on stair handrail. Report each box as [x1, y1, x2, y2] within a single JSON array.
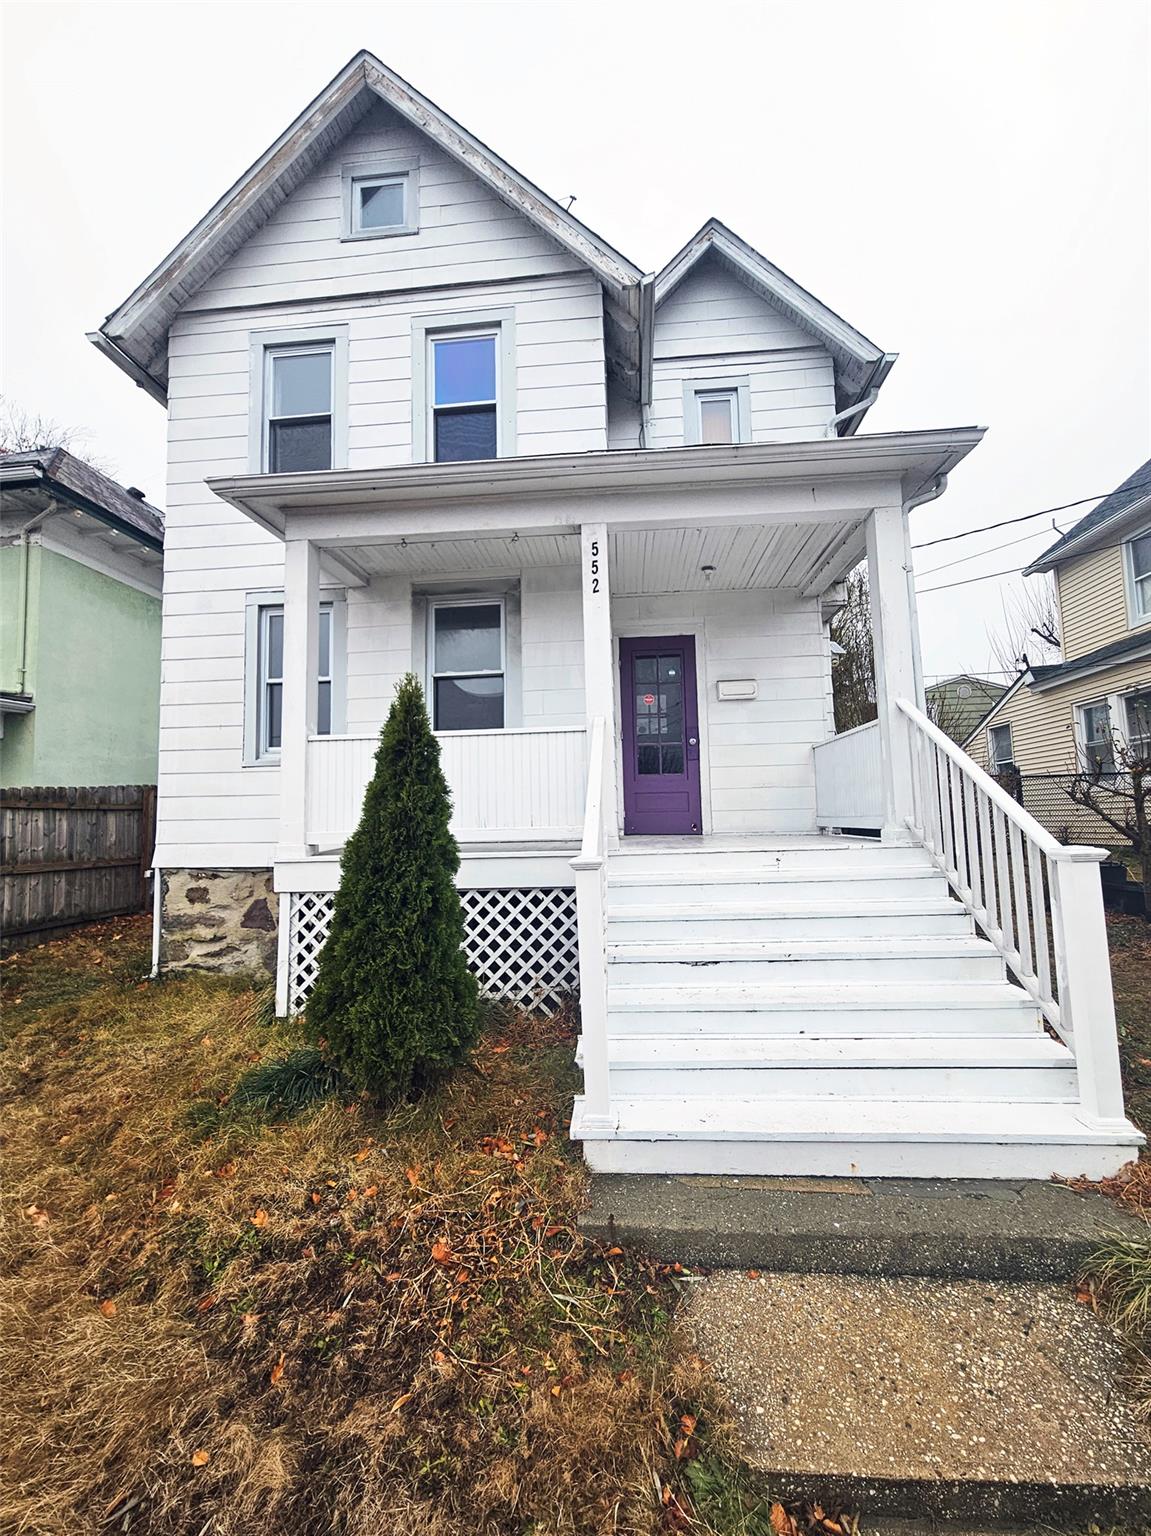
[[570, 717, 613, 1128], [896, 696, 1127, 1131]]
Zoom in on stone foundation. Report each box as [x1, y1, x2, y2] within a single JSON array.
[[161, 869, 278, 978]]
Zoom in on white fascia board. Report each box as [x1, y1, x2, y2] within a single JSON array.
[[1023, 490, 1151, 574], [959, 670, 1032, 749], [207, 428, 985, 537]]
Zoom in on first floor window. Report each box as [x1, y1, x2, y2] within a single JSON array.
[[1079, 699, 1116, 774], [1125, 689, 1151, 760], [1126, 529, 1151, 623], [264, 343, 334, 472], [257, 602, 334, 757], [430, 599, 504, 730], [431, 331, 498, 461], [988, 722, 1014, 771]]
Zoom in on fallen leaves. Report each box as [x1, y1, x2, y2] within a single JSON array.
[[98, 1299, 117, 1318], [250, 1209, 269, 1228], [430, 1238, 453, 1264], [190, 1449, 210, 1467], [270, 1352, 286, 1387]]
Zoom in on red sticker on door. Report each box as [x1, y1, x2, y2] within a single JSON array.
[[642, 693, 655, 705]]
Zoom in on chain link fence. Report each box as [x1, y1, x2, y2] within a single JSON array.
[[992, 769, 1125, 848]]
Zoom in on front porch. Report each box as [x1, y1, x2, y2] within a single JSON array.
[[207, 433, 1141, 1178]]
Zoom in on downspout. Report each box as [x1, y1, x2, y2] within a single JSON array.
[[901, 473, 949, 707], [825, 388, 879, 438], [636, 272, 656, 449]]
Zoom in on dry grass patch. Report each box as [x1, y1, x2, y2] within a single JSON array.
[[1, 921, 733, 1536]]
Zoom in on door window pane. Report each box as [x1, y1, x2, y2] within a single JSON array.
[[661, 744, 684, 774], [434, 603, 502, 673], [358, 179, 405, 229], [637, 743, 660, 775], [272, 351, 331, 416], [433, 336, 496, 405], [434, 406, 497, 462], [435, 676, 504, 731], [698, 393, 735, 444]]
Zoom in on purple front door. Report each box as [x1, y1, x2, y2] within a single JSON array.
[[619, 635, 703, 835]]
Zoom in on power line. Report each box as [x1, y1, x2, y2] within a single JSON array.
[[917, 562, 1037, 595], [916, 523, 1056, 578], [910, 492, 1113, 551]]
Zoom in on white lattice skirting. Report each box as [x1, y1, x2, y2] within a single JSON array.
[[284, 887, 579, 1016]]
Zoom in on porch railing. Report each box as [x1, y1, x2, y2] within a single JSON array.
[[812, 719, 883, 829], [898, 697, 1128, 1130], [306, 725, 588, 848]]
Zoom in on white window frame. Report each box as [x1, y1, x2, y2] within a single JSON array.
[[340, 154, 420, 240], [426, 596, 508, 733], [248, 325, 349, 474], [243, 590, 346, 766], [683, 377, 751, 446], [1122, 686, 1151, 759], [1075, 696, 1118, 775], [987, 722, 1014, 771], [1122, 524, 1151, 629], [411, 310, 516, 463]]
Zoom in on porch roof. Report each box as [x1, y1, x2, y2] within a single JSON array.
[[207, 427, 985, 540]]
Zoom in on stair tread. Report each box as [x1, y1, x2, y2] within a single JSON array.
[[607, 980, 1038, 1009], [607, 936, 999, 960], [601, 1035, 1071, 1068], [608, 867, 941, 886], [573, 1096, 1143, 1145], [607, 899, 965, 919]]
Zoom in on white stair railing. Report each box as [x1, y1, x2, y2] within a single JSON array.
[[897, 697, 1128, 1130], [570, 716, 614, 1130]]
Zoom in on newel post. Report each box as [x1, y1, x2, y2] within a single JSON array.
[[276, 536, 321, 862], [1051, 850, 1128, 1129], [866, 505, 917, 843]]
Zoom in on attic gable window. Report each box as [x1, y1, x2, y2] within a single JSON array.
[[341, 157, 419, 240], [683, 379, 750, 446]]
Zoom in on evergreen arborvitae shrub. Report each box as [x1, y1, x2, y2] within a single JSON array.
[[304, 672, 480, 1099]]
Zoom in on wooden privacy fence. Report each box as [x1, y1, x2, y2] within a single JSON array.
[[1, 785, 157, 950]]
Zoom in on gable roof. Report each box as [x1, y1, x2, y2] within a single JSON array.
[[1023, 456, 1151, 573], [959, 669, 1031, 748], [653, 220, 897, 431], [0, 448, 164, 549], [90, 51, 646, 405]]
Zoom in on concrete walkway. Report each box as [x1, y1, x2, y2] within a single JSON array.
[[686, 1271, 1151, 1524]]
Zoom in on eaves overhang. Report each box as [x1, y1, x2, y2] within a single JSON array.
[[207, 427, 985, 539], [1023, 489, 1151, 575], [1028, 637, 1151, 692]]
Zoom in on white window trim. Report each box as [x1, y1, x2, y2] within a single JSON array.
[[248, 325, 349, 474], [987, 722, 1014, 770], [411, 309, 516, 463], [682, 376, 751, 446], [340, 153, 420, 240], [1122, 523, 1151, 630], [1074, 695, 1120, 774], [411, 581, 522, 729], [243, 589, 347, 766]]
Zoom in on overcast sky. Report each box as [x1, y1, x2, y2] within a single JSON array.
[[3, 0, 1148, 677]]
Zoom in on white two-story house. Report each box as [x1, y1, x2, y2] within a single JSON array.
[[92, 51, 1139, 1179]]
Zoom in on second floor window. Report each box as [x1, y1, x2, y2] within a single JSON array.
[[988, 723, 1014, 771], [1126, 689, 1151, 760], [265, 345, 333, 472], [431, 332, 498, 461], [1126, 529, 1151, 624]]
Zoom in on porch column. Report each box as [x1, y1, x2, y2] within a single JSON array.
[[866, 505, 917, 844], [580, 521, 616, 846], [276, 535, 321, 863]]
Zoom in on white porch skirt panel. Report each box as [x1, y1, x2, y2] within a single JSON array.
[[284, 887, 579, 1016]]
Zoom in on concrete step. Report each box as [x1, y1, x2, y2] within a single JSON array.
[[578, 1173, 1147, 1279], [592, 1033, 1078, 1101], [605, 980, 1044, 1035], [605, 936, 1006, 985], [571, 1095, 1143, 1179], [606, 900, 974, 940], [684, 1270, 1151, 1524]]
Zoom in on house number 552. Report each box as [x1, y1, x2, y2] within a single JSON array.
[[589, 539, 600, 593]]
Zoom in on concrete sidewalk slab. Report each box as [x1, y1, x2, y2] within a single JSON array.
[[581, 1174, 1146, 1279], [686, 1271, 1151, 1524]]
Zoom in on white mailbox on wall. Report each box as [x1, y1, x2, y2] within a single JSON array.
[[716, 678, 758, 701]]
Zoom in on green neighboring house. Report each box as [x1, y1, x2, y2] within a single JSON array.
[[1, 449, 164, 787], [925, 673, 1007, 745]]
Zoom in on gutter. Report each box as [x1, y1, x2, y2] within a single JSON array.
[[0, 464, 164, 552]]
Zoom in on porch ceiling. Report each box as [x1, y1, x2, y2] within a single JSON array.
[[330, 518, 865, 594]]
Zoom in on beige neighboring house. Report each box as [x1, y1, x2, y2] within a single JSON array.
[[964, 458, 1151, 836]]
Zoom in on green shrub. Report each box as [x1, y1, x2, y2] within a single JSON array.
[[230, 1047, 345, 1116], [304, 673, 480, 1098]]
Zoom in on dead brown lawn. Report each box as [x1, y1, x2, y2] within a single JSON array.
[[1, 918, 725, 1536]]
